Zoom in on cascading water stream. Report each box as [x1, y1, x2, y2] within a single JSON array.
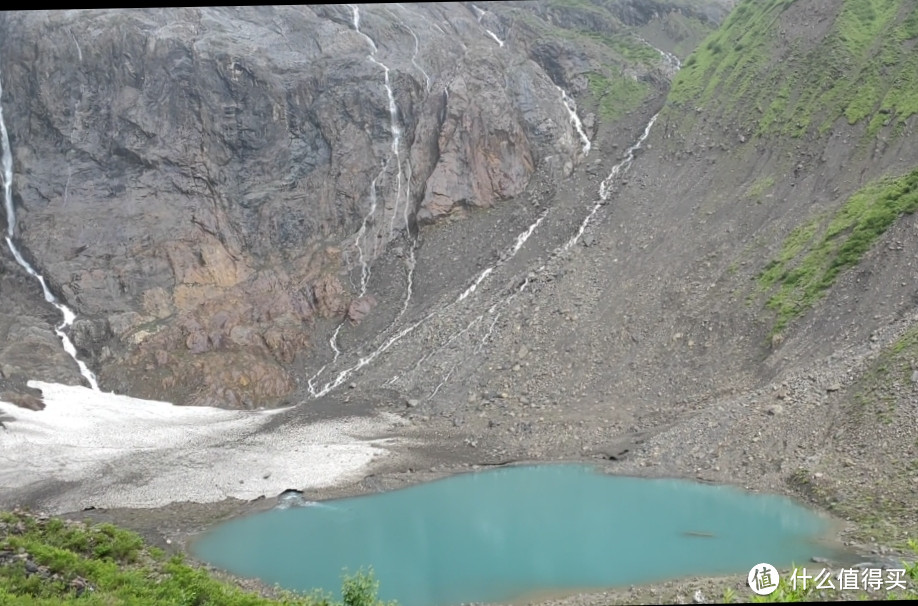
[[471, 4, 505, 47], [353, 176, 379, 299], [389, 57, 672, 396], [555, 85, 591, 156], [307, 208, 549, 398], [389, 6, 431, 94], [308, 36, 672, 399], [348, 4, 404, 296], [0, 66, 100, 391], [637, 36, 682, 75], [564, 113, 658, 251], [308, 4, 413, 394]]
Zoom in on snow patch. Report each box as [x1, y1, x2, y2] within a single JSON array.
[[0, 382, 403, 511]]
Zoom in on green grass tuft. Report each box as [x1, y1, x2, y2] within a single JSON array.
[[758, 166, 918, 334], [0, 510, 395, 606], [587, 72, 652, 121]]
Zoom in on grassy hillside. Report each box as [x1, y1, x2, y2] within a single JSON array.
[[0, 510, 392, 606], [499, 0, 720, 123], [666, 0, 918, 139], [757, 166, 918, 334]]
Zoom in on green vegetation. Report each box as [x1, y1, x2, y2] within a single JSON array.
[[579, 31, 662, 65], [504, 0, 686, 124], [666, 0, 778, 109], [745, 175, 776, 200], [0, 510, 394, 606], [758, 166, 918, 334], [587, 72, 652, 121], [735, 546, 918, 602], [666, 0, 918, 139], [703, 540, 918, 602]]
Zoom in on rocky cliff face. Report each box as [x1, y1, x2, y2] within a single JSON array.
[[0, 3, 721, 407]]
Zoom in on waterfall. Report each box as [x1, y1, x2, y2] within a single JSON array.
[[564, 113, 659, 251], [637, 36, 682, 77], [471, 4, 505, 47], [0, 66, 100, 391], [390, 6, 431, 93], [307, 33, 672, 399], [307, 209, 549, 398], [385, 47, 675, 396], [309, 5, 415, 394], [347, 5, 405, 285], [555, 85, 591, 156], [562, 41, 678, 250], [458, 208, 548, 302]]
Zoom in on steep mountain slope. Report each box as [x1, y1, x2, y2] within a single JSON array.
[[372, 0, 918, 550], [0, 3, 725, 408]]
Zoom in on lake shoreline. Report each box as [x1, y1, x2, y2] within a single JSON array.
[[57, 449, 892, 606], [4, 381, 912, 605]]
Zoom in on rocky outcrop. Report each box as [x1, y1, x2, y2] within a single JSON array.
[[0, 2, 706, 407]]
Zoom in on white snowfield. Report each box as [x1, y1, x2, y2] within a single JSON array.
[[0, 382, 404, 512]]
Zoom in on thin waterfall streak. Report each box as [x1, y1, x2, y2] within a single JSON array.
[[4, 237, 100, 391], [305, 320, 345, 391], [509, 208, 548, 256], [458, 208, 547, 302], [485, 30, 505, 47], [598, 113, 657, 201], [1, 66, 99, 390], [425, 311, 489, 400], [427, 365, 456, 401], [636, 36, 682, 75], [471, 4, 504, 46], [306, 366, 327, 395], [565, 113, 659, 251], [411, 314, 482, 384], [1, 89, 14, 239], [458, 267, 493, 302], [69, 28, 83, 63], [349, 5, 377, 52], [396, 3, 445, 35], [329, 323, 343, 360], [388, 6, 431, 93], [394, 163, 417, 320], [402, 162, 413, 238], [63, 167, 72, 206], [556, 85, 591, 155], [398, 244, 416, 320], [310, 309, 437, 398], [410, 30, 431, 92], [474, 313, 501, 356], [354, 177, 378, 298]]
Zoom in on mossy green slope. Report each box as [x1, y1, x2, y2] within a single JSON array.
[[501, 0, 715, 123], [0, 510, 392, 606], [667, 0, 918, 139], [757, 167, 918, 334]]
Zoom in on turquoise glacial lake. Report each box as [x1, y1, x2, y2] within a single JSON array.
[[192, 464, 842, 606]]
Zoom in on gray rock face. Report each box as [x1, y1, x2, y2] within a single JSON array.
[[0, 6, 581, 406], [0, 3, 702, 406]]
